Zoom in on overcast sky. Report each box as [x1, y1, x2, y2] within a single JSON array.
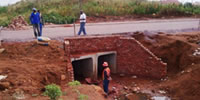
[[0, 0, 200, 6], [0, 0, 21, 6]]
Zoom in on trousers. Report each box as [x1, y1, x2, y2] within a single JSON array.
[[39, 23, 43, 36], [78, 22, 86, 35], [33, 23, 40, 38], [103, 79, 110, 94]]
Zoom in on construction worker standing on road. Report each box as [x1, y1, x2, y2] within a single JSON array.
[[30, 8, 40, 38], [102, 62, 112, 97], [78, 10, 87, 35]]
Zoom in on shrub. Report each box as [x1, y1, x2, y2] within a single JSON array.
[[68, 80, 81, 86], [78, 94, 88, 100], [43, 12, 75, 24], [44, 84, 62, 100], [0, 7, 8, 13], [0, 20, 10, 27]]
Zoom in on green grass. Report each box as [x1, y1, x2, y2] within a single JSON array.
[[68, 80, 81, 86], [44, 84, 62, 100], [0, 0, 199, 26]]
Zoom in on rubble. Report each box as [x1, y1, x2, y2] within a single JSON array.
[[119, 74, 125, 77], [193, 48, 200, 56], [131, 75, 137, 79], [0, 82, 10, 90], [85, 78, 100, 85], [7, 15, 29, 30], [0, 75, 7, 80], [61, 75, 66, 81], [123, 86, 128, 90], [161, 77, 168, 81], [132, 87, 140, 92], [0, 48, 5, 54], [158, 90, 166, 94], [12, 90, 26, 100]]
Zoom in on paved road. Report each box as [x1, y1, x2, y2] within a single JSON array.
[[0, 18, 199, 41]]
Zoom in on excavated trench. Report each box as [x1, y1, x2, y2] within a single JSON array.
[[132, 32, 200, 75]]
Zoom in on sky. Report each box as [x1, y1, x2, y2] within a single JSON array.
[[0, 0, 21, 6], [0, 0, 200, 6]]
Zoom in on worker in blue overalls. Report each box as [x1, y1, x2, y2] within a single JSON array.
[[30, 8, 40, 38], [102, 62, 112, 98]]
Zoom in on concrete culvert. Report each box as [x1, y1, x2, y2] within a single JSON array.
[[97, 53, 117, 79], [72, 58, 93, 81]]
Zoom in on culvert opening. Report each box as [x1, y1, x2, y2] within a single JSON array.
[[72, 58, 93, 81], [98, 53, 116, 79]]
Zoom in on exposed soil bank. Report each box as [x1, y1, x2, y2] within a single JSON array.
[[0, 41, 68, 94], [132, 31, 200, 100]]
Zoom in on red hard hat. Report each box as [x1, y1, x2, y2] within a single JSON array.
[[102, 62, 108, 67]]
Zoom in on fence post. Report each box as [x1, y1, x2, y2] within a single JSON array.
[[74, 18, 76, 36], [199, 19, 200, 30]]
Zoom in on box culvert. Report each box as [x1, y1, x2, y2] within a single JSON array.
[[72, 58, 93, 81], [65, 35, 167, 81], [71, 51, 117, 81]]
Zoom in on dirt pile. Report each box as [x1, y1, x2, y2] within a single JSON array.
[[132, 31, 200, 100], [61, 84, 106, 100], [7, 16, 29, 30], [0, 41, 68, 95], [161, 64, 200, 100]]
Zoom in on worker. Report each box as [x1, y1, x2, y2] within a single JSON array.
[[102, 62, 112, 97], [78, 10, 87, 35], [29, 8, 40, 38], [37, 10, 44, 36]]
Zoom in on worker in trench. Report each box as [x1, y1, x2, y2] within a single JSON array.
[[102, 62, 112, 98]]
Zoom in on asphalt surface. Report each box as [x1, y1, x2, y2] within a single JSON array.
[[0, 18, 200, 41]]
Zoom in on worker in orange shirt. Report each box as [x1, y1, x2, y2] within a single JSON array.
[[102, 62, 112, 97]]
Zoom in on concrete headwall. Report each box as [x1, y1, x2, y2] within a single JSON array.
[[64, 35, 167, 79]]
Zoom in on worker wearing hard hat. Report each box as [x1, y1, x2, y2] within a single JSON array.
[[102, 62, 112, 97]]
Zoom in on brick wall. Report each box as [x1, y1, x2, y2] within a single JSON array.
[[64, 35, 166, 79], [116, 37, 166, 78]]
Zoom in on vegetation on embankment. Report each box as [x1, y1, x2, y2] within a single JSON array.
[[0, 0, 200, 26]]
